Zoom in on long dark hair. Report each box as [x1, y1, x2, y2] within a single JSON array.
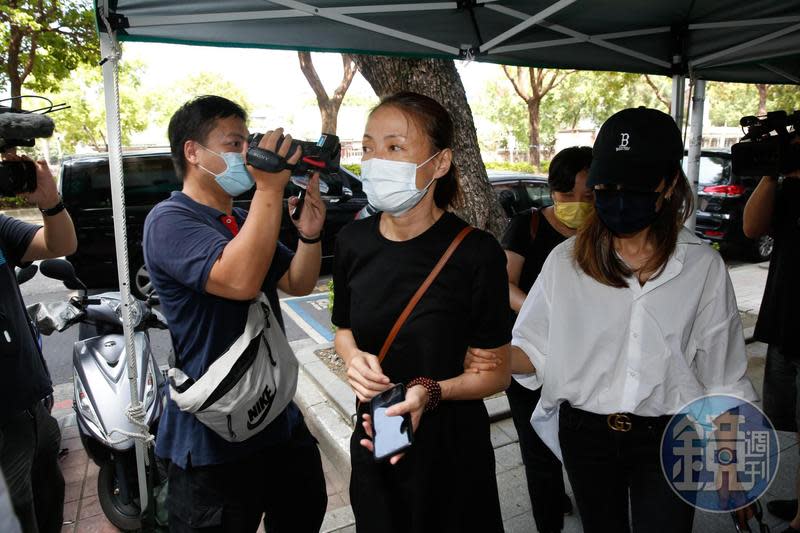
[[370, 92, 463, 210], [574, 167, 694, 288]]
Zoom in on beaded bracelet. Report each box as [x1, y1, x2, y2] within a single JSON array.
[[408, 377, 442, 412]]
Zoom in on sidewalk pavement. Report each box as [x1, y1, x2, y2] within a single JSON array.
[[50, 259, 786, 533]]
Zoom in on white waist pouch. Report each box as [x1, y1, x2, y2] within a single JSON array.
[[167, 295, 298, 442]]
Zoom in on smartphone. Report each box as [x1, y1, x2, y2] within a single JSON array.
[[370, 384, 413, 461]]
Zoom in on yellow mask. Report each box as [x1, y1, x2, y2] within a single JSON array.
[[554, 201, 594, 229]]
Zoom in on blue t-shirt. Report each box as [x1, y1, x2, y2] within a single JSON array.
[[143, 192, 301, 468]]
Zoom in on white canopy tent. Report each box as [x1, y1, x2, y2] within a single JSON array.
[[91, 0, 800, 517]]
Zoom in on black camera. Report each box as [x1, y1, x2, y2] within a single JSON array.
[[731, 110, 800, 176], [0, 160, 37, 196], [246, 132, 343, 180], [0, 99, 60, 197]]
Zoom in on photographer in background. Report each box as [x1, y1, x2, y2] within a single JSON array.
[[0, 151, 76, 532], [144, 95, 327, 532], [743, 136, 800, 532]]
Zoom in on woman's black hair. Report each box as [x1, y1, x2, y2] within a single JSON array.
[[548, 146, 593, 193], [371, 92, 463, 209]]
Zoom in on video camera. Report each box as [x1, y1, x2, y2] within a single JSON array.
[[0, 97, 64, 197], [731, 110, 800, 176], [246, 132, 344, 181]]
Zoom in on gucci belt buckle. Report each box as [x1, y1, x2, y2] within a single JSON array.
[[607, 413, 633, 432]]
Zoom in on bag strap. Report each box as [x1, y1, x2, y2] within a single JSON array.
[[529, 208, 540, 241], [377, 226, 475, 365]]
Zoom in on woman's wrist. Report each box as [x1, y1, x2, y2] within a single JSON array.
[[408, 377, 441, 411]]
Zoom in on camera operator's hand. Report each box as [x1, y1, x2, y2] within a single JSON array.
[[291, 172, 326, 241], [1, 152, 60, 209], [247, 127, 300, 193]]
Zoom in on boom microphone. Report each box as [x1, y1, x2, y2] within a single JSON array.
[[0, 107, 55, 150]]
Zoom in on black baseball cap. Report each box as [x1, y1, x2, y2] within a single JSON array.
[[587, 107, 683, 191]]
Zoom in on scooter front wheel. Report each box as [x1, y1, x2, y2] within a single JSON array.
[[97, 461, 142, 531]]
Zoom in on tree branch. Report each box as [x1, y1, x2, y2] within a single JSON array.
[[331, 54, 357, 104], [298, 51, 330, 107], [503, 65, 531, 103], [643, 74, 670, 110]]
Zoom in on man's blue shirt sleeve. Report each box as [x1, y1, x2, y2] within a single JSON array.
[[144, 205, 228, 294]]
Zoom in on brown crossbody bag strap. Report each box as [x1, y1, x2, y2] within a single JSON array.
[[377, 226, 475, 365]]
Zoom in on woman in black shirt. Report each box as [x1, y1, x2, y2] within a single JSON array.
[[502, 146, 593, 533], [332, 92, 512, 533]]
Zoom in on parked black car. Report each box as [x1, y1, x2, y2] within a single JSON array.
[[487, 170, 551, 219], [59, 151, 367, 297], [684, 149, 772, 262]]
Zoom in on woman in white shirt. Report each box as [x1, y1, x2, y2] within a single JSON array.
[[477, 107, 757, 533]]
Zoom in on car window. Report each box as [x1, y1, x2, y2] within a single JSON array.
[[492, 183, 518, 217], [63, 156, 181, 208], [525, 183, 553, 208], [682, 156, 731, 186]]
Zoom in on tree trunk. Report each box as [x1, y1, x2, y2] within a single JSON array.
[[756, 84, 769, 116], [352, 55, 507, 237], [298, 52, 356, 135], [527, 99, 541, 168]]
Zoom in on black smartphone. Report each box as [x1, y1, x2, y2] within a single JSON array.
[[370, 384, 413, 461]]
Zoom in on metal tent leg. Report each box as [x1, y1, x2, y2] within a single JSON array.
[[685, 78, 706, 233]]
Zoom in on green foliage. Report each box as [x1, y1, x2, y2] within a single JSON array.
[[708, 83, 759, 127], [472, 78, 528, 150], [342, 163, 361, 175], [43, 60, 149, 152], [0, 1, 98, 96], [484, 161, 537, 173], [766, 85, 800, 114], [707, 83, 800, 127], [0, 196, 32, 208], [146, 73, 254, 134]]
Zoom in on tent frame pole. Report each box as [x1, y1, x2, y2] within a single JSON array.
[[671, 74, 686, 128], [98, 19, 151, 519], [685, 78, 706, 233]]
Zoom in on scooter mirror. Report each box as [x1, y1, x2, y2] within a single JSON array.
[[15, 264, 38, 285], [40, 259, 86, 291]]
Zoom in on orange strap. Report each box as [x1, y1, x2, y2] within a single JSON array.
[[377, 226, 475, 365]]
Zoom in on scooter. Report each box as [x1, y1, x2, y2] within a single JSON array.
[[31, 258, 168, 531]]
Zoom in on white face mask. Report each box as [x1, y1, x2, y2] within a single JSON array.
[[360, 152, 440, 216]]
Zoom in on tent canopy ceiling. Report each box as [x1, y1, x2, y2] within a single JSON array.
[[98, 0, 800, 84]]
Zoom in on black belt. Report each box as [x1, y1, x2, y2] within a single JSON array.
[[560, 402, 673, 433]]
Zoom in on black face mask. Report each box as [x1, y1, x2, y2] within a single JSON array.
[[594, 189, 661, 235]]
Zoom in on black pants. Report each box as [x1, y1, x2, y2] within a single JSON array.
[[167, 420, 327, 532], [559, 403, 695, 533], [0, 401, 65, 533], [506, 379, 566, 532]]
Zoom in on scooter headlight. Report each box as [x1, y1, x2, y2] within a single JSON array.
[[143, 363, 158, 410], [74, 372, 103, 436]]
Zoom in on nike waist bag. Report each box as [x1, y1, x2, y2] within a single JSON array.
[[167, 295, 298, 442]]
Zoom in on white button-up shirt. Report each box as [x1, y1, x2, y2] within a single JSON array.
[[512, 228, 757, 459]]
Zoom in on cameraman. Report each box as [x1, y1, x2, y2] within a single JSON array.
[[743, 137, 800, 530], [143, 96, 327, 532], [1, 152, 75, 532]]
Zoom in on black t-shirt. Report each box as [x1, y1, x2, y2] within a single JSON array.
[[500, 208, 567, 295], [0, 215, 51, 422], [332, 211, 511, 384], [754, 178, 800, 358]]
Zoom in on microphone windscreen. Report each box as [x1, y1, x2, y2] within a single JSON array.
[[0, 112, 55, 140]]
